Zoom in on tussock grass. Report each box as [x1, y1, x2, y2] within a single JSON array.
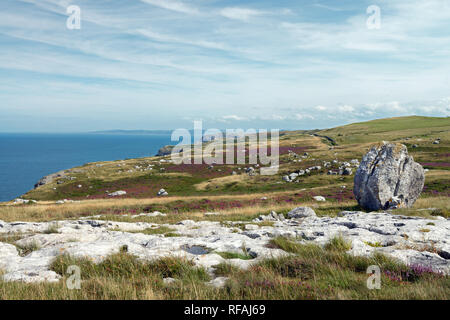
[[42, 223, 60, 234], [0, 233, 27, 245], [1, 241, 448, 300], [267, 236, 304, 253], [324, 235, 352, 252], [15, 241, 41, 257], [215, 251, 254, 260], [50, 253, 210, 283]]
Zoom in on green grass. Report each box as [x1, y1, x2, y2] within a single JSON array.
[[364, 241, 383, 248], [319, 116, 450, 145], [130, 226, 176, 236], [324, 235, 352, 252], [215, 251, 254, 260], [267, 236, 304, 253]]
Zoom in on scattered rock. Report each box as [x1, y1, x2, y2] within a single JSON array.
[[342, 167, 352, 176], [313, 196, 326, 202], [108, 191, 127, 197], [254, 211, 285, 222], [157, 189, 168, 196], [34, 170, 67, 189]]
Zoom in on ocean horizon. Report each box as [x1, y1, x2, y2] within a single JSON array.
[[0, 132, 173, 202]]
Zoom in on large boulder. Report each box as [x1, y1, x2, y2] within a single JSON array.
[[354, 142, 425, 210]]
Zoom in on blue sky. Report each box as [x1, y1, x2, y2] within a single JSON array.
[[1, 0, 449, 132]]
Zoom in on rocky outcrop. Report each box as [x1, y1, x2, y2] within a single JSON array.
[[34, 170, 67, 189], [0, 209, 448, 283], [354, 142, 425, 211], [156, 145, 175, 157]]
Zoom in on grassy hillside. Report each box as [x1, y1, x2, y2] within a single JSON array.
[[1, 116, 445, 209], [316, 116, 450, 145]]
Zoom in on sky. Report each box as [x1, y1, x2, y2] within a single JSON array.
[[0, 0, 449, 132]]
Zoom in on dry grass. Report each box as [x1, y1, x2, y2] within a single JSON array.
[[194, 174, 253, 191], [1, 192, 448, 223]]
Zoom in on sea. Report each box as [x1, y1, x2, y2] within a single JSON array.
[[0, 133, 173, 202]]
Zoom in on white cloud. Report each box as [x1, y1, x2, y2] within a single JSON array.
[[258, 114, 287, 121], [140, 0, 198, 14], [313, 3, 346, 12], [220, 7, 264, 21], [294, 113, 314, 120], [2, 0, 450, 132], [337, 105, 355, 113], [136, 29, 229, 51], [218, 115, 248, 122]]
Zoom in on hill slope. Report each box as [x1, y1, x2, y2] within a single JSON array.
[[315, 116, 450, 145], [10, 116, 449, 204]]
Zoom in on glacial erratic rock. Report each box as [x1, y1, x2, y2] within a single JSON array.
[[354, 142, 425, 211]]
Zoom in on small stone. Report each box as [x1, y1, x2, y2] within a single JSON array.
[[108, 191, 127, 197], [245, 224, 259, 230], [206, 277, 229, 288], [163, 277, 178, 285], [157, 189, 168, 196]]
